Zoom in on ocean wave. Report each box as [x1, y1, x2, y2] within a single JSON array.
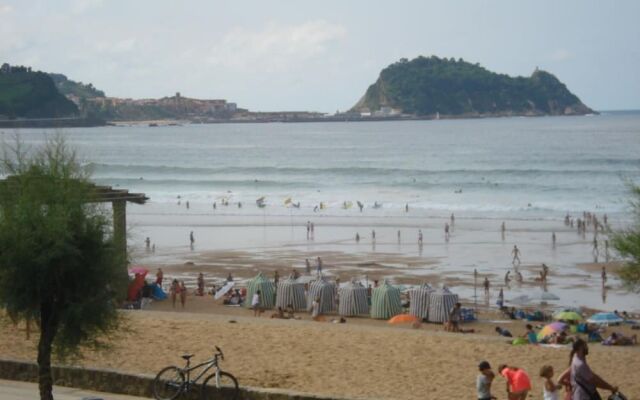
[[87, 162, 640, 179]]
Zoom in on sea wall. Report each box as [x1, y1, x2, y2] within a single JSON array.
[[0, 358, 346, 400]]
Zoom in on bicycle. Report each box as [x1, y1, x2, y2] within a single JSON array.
[[152, 346, 239, 400]]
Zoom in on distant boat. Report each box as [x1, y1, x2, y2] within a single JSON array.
[[148, 123, 158, 127]]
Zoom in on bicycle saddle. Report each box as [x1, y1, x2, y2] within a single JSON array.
[[181, 354, 194, 360]]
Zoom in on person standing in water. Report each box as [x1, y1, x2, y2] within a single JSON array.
[[604, 239, 610, 262], [511, 245, 521, 266], [189, 231, 195, 249], [601, 266, 607, 287], [483, 277, 490, 295], [316, 257, 322, 274], [306, 221, 311, 240], [450, 213, 455, 229], [371, 229, 376, 242], [355, 232, 360, 242], [405, 203, 409, 213], [592, 236, 599, 262], [305, 258, 311, 274], [397, 230, 401, 243], [418, 229, 423, 245], [552, 232, 556, 249], [444, 223, 450, 241]]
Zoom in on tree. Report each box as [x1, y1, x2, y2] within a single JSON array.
[[0, 137, 126, 400], [611, 182, 640, 291]]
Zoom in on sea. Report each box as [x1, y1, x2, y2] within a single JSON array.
[[5, 112, 640, 221]]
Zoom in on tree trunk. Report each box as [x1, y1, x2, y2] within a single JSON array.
[[37, 300, 57, 400]]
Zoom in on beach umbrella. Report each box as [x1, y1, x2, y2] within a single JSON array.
[[338, 280, 369, 316], [587, 312, 624, 325], [276, 276, 307, 311], [553, 311, 583, 322], [408, 284, 434, 320], [508, 295, 532, 305], [307, 278, 336, 314], [427, 288, 459, 322], [245, 272, 275, 310], [370, 281, 402, 320], [534, 292, 560, 301], [388, 314, 419, 324], [129, 266, 148, 275], [214, 281, 235, 300], [537, 322, 567, 341]]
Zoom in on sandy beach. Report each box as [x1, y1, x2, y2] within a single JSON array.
[[2, 304, 639, 400]]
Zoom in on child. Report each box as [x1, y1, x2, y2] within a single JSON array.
[[539, 365, 561, 400], [498, 364, 531, 400], [477, 361, 496, 400]]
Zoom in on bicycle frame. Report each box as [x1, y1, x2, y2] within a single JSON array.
[[181, 357, 220, 388]]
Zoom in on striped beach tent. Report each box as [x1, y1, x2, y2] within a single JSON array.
[[427, 288, 459, 323], [245, 272, 276, 310], [276, 276, 307, 311], [409, 284, 434, 320], [307, 278, 336, 314], [370, 281, 402, 319], [338, 280, 369, 316]]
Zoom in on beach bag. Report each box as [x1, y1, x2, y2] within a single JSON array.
[[608, 392, 628, 400]]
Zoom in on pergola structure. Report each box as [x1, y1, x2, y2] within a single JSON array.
[[0, 177, 148, 272]]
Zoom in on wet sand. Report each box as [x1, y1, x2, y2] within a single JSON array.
[[129, 202, 640, 312]]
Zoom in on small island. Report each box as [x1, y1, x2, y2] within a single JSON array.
[[351, 56, 594, 118]]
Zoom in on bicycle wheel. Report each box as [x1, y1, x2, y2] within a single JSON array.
[[153, 366, 185, 400], [201, 371, 239, 400]]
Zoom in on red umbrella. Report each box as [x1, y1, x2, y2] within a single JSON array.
[[129, 266, 149, 276]]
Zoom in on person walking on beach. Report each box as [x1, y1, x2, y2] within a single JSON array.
[[418, 229, 423, 245], [445, 223, 450, 241], [186, 201, 189, 209], [604, 239, 610, 262], [306, 221, 311, 240], [405, 203, 409, 213], [570, 338, 618, 399], [397, 230, 401, 243], [145, 237, 151, 250], [170, 279, 179, 308], [497, 288, 504, 308], [511, 245, 521, 266], [592, 237, 599, 262], [539, 365, 562, 400], [601, 266, 607, 287], [252, 290, 263, 317], [179, 281, 187, 309], [450, 213, 455, 228], [311, 296, 321, 321], [197, 273, 205, 296], [504, 271, 511, 286], [189, 231, 195, 249], [355, 232, 360, 242], [213, 201, 216, 210], [316, 256, 323, 274], [305, 258, 311, 274], [552, 232, 556, 249], [483, 277, 490, 295], [156, 268, 164, 286], [477, 361, 495, 400], [371, 229, 376, 242], [498, 364, 531, 400], [310, 222, 315, 239]]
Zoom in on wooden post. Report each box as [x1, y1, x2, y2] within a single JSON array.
[[112, 200, 127, 273]]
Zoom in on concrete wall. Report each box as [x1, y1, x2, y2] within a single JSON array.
[[0, 358, 346, 400]]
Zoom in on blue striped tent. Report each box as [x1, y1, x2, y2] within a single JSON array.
[[307, 278, 336, 314], [245, 272, 276, 310], [427, 289, 459, 323], [370, 281, 402, 319], [338, 281, 369, 316], [409, 284, 434, 320], [276, 276, 307, 311]]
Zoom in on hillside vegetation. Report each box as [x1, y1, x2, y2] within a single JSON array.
[[352, 56, 593, 117], [0, 70, 78, 118]]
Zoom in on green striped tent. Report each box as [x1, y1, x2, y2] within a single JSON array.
[[245, 272, 276, 310], [370, 280, 402, 319], [307, 278, 336, 314]]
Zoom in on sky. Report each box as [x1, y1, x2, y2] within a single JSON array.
[[1, 0, 639, 112]]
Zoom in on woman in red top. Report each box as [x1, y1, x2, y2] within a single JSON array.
[[498, 364, 531, 400]]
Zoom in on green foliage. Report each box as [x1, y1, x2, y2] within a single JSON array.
[[49, 73, 105, 99], [0, 136, 125, 358], [611, 183, 640, 291], [354, 55, 592, 116], [0, 71, 78, 118]]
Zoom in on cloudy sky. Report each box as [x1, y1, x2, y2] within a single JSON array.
[[1, 0, 639, 112]]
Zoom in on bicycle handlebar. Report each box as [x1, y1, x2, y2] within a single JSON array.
[[215, 346, 224, 361]]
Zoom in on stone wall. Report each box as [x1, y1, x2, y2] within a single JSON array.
[[0, 358, 346, 400]]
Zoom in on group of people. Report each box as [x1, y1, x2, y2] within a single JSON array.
[[477, 339, 621, 400]]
